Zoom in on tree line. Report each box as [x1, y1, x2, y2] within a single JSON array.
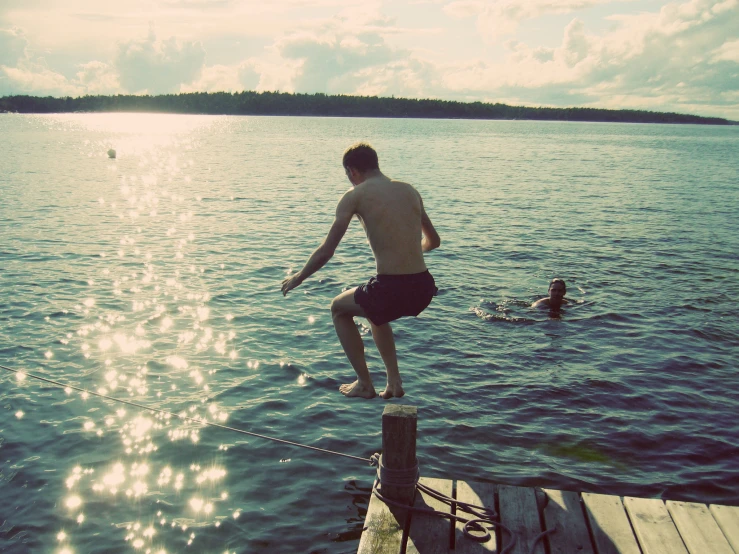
[[0, 91, 734, 125]]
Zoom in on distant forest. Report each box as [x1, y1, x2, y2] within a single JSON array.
[[0, 91, 734, 125]]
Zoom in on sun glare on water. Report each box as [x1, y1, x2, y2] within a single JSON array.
[[53, 113, 222, 135], [50, 113, 224, 156], [34, 109, 239, 554]]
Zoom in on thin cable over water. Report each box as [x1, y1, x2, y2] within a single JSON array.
[[0, 364, 372, 464]]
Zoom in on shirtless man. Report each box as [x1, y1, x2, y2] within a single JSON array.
[[281, 143, 440, 400], [532, 278, 569, 310]]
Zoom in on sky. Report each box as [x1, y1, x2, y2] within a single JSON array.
[[1, 0, 737, 119]]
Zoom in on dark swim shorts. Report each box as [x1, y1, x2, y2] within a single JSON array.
[[354, 270, 437, 326]]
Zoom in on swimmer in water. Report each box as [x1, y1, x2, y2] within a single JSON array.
[[281, 143, 441, 400], [532, 278, 569, 310]]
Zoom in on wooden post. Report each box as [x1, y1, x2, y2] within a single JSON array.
[[357, 405, 418, 553], [381, 404, 417, 506]]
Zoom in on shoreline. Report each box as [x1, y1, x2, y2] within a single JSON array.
[[1, 91, 735, 125]]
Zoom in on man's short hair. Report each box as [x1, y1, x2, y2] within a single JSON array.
[[549, 278, 566, 293], [343, 143, 379, 172]]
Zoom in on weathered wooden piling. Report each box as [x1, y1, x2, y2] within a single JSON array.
[[381, 405, 418, 506], [357, 405, 418, 554]]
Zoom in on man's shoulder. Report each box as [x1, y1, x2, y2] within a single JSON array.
[[335, 186, 359, 213], [353, 177, 420, 207], [390, 178, 418, 192]]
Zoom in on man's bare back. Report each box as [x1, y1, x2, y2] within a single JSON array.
[[281, 143, 440, 400], [347, 176, 429, 275]]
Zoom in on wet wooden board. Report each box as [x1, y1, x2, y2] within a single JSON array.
[[497, 485, 546, 554], [709, 504, 739, 553], [358, 484, 738, 554], [623, 497, 689, 554], [666, 501, 734, 554], [454, 481, 498, 554], [542, 489, 595, 554], [405, 477, 453, 554], [357, 485, 407, 554], [581, 492, 641, 554]]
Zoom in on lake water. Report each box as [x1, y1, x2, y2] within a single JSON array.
[[1, 113, 738, 553]]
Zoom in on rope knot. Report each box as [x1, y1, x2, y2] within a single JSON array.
[[373, 454, 420, 489]]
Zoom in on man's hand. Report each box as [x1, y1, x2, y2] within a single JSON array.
[[281, 273, 303, 296]]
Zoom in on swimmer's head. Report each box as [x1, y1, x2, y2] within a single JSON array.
[[549, 278, 566, 293], [343, 143, 379, 174], [549, 278, 566, 304]]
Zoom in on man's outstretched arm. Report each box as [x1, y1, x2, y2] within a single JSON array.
[[282, 191, 355, 296]]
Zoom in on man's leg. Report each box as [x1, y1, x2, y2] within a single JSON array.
[[330, 289, 376, 399], [369, 322, 405, 399]]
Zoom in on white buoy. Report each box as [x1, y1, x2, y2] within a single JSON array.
[[107, 149, 116, 159]]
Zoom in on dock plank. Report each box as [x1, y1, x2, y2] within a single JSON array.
[[405, 477, 453, 554], [542, 489, 595, 554], [581, 493, 641, 554], [666, 501, 734, 554], [498, 485, 546, 554], [623, 497, 689, 554], [709, 504, 739, 553], [455, 481, 498, 553], [357, 485, 407, 554]]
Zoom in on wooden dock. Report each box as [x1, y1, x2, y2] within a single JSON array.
[[359, 405, 739, 553], [357, 478, 739, 553]]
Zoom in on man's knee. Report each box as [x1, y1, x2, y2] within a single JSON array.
[[330, 297, 346, 318], [331, 291, 362, 319]]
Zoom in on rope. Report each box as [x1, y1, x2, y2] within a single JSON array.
[[369, 453, 556, 554], [371, 452, 419, 487], [0, 364, 372, 464]]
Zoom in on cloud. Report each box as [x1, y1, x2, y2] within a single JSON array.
[[158, 0, 236, 8], [277, 31, 399, 93], [238, 62, 260, 90], [180, 63, 243, 92], [444, 0, 611, 40], [0, 27, 80, 96], [0, 26, 207, 97], [349, 58, 443, 98], [0, 64, 81, 96], [441, 0, 739, 118], [0, 57, 120, 97], [75, 61, 120, 94], [711, 39, 739, 62], [180, 58, 300, 94], [266, 7, 425, 95], [114, 30, 206, 94], [0, 27, 28, 67], [558, 19, 590, 67]]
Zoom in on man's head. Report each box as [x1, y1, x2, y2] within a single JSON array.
[[548, 278, 566, 307], [343, 143, 379, 185]]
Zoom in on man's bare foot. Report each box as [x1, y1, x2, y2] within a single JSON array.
[[380, 383, 405, 400], [339, 381, 377, 399]]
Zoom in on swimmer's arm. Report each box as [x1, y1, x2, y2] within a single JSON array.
[[420, 197, 440, 253], [531, 298, 549, 308], [282, 191, 355, 295]]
